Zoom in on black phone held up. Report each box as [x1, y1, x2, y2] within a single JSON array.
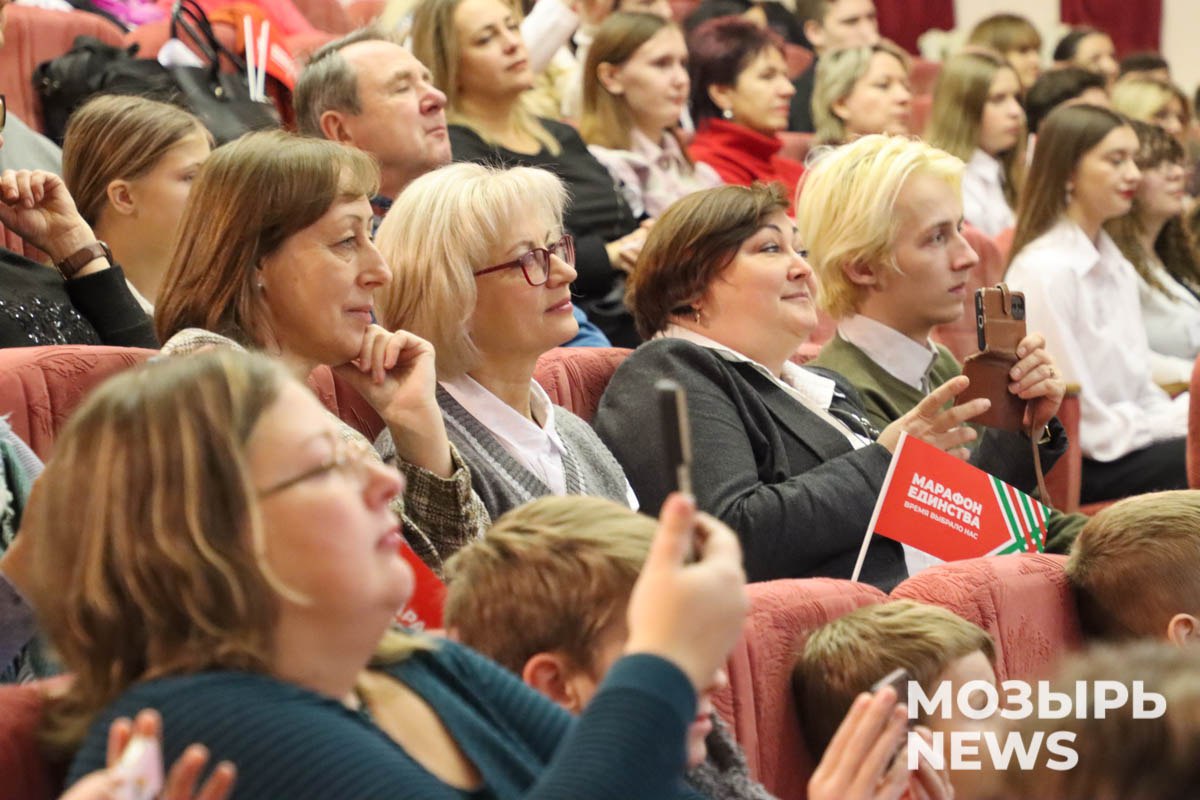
[[656, 379, 693, 497]]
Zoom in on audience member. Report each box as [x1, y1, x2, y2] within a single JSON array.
[[581, 13, 723, 218], [685, 0, 805, 45], [787, 0, 879, 132], [0, 418, 44, 683], [926, 48, 1026, 236], [685, 18, 805, 201], [1067, 490, 1200, 644], [966, 12, 1042, 89], [801, 135, 1079, 553], [794, 600, 988, 795], [1118, 51, 1171, 83], [594, 183, 991, 588], [411, 0, 647, 347], [1006, 103, 1189, 503], [374, 163, 634, 518], [1106, 121, 1200, 366], [1053, 26, 1118, 87], [994, 642, 1200, 799], [1111, 75, 1192, 146], [61, 95, 211, 312], [812, 41, 911, 146], [29, 349, 747, 798], [155, 131, 488, 574], [1023, 66, 1108, 135], [0, 2, 61, 175], [444, 495, 774, 799], [294, 26, 609, 346], [0, 162, 157, 349]]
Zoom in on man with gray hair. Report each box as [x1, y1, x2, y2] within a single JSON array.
[[295, 26, 611, 345]]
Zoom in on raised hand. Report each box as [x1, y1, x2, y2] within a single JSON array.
[[807, 688, 911, 800], [0, 169, 97, 262], [876, 376, 989, 460], [624, 493, 748, 692], [333, 325, 453, 477]]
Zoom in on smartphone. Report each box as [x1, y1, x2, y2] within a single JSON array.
[[975, 284, 1027, 354], [111, 733, 165, 800], [871, 666, 911, 704], [656, 379, 693, 497]]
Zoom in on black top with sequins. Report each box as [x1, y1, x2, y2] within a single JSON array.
[[0, 249, 157, 350]]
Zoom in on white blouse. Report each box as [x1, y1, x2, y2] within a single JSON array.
[[961, 149, 1016, 237], [1138, 256, 1200, 363], [1006, 218, 1188, 462]]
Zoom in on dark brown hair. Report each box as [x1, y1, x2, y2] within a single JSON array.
[[687, 16, 786, 124], [627, 182, 789, 337]]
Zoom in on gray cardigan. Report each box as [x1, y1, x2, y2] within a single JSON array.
[[376, 386, 631, 521]]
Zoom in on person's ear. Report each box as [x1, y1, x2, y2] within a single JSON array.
[[707, 82, 737, 118], [521, 652, 589, 714], [105, 179, 137, 217], [597, 61, 624, 96], [803, 18, 826, 51], [842, 259, 883, 288], [831, 93, 852, 123], [1166, 613, 1200, 648], [319, 109, 354, 144]]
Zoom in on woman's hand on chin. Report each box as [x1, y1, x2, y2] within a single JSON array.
[[334, 326, 454, 477], [877, 375, 989, 460]]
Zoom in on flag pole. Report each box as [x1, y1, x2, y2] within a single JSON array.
[[850, 431, 907, 582]]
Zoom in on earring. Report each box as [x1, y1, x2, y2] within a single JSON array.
[[721, 108, 734, 120], [692, 306, 702, 323]]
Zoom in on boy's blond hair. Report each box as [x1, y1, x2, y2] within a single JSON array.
[[793, 600, 995, 757], [443, 496, 655, 675], [1067, 490, 1200, 641]]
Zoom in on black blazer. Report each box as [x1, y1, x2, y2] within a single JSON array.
[[594, 338, 906, 589]]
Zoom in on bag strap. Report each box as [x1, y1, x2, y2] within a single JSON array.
[[1029, 422, 1052, 514], [170, 0, 248, 74]]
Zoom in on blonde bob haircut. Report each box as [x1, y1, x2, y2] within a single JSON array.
[[410, 0, 561, 155], [813, 40, 910, 145], [62, 94, 209, 227], [1110, 75, 1193, 130], [375, 161, 567, 379], [796, 134, 964, 319], [926, 48, 1026, 208], [155, 130, 379, 347], [27, 350, 428, 754], [443, 495, 655, 676], [794, 600, 995, 759], [1066, 490, 1200, 642]]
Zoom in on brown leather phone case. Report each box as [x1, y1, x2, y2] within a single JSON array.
[[954, 284, 1027, 432]]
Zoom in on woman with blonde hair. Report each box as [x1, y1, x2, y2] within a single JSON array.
[[1111, 75, 1192, 146], [155, 130, 487, 574], [61, 95, 211, 312], [581, 12, 722, 218], [926, 48, 1026, 236], [375, 162, 634, 519], [966, 13, 1042, 89], [411, 0, 648, 346], [1105, 120, 1200, 364], [34, 348, 748, 798], [1006, 103, 1189, 503], [812, 40, 911, 146]]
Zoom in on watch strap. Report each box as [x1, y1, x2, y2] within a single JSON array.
[[55, 241, 112, 280]]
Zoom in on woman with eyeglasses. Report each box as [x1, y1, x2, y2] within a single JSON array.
[[155, 130, 488, 575], [375, 162, 635, 519]]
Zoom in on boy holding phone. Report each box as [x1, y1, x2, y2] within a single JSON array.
[[798, 134, 1084, 552]]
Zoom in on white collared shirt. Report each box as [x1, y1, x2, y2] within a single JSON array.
[[1138, 257, 1200, 364], [837, 314, 940, 391], [1006, 218, 1188, 461], [961, 149, 1016, 237], [661, 325, 872, 449], [440, 374, 640, 508]]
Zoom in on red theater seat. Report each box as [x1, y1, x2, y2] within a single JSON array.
[[533, 347, 632, 422], [890, 554, 1081, 682], [711, 578, 889, 800], [0, 680, 66, 800]]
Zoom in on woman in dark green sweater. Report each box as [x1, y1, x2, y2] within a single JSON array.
[[27, 349, 748, 799]]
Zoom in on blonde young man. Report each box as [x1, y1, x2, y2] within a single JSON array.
[[788, 0, 879, 133], [444, 496, 775, 800], [1067, 490, 1200, 646], [799, 134, 1083, 552]]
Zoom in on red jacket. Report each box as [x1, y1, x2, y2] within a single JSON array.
[[687, 119, 805, 209]]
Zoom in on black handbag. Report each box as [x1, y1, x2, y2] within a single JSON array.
[[167, 0, 280, 144]]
